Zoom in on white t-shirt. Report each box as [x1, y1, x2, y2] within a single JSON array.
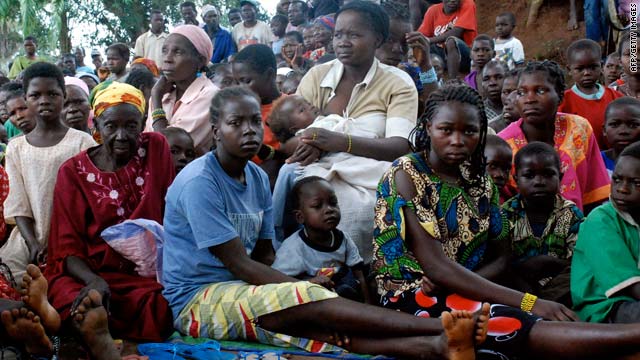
[[494, 36, 525, 70], [272, 229, 363, 277], [231, 21, 273, 51]]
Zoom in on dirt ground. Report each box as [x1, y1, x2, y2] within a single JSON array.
[[476, 0, 589, 66]]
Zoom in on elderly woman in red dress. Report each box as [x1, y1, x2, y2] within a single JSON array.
[[45, 82, 175, 342]]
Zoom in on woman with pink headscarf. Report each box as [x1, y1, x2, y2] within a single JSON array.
[[62, 76, 93, 133], [145, 25, 219, 155]]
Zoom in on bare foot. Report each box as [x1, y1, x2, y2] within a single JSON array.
[[442, 310, 476, 360], [21, 264, 61, 333], [474, 303, 490, 345], [526, 0, 544, 27], [72, 289, 120, 360], [1, 307, 53, 355], [567, 15, 578, 31]]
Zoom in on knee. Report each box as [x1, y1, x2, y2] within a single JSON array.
[[445, 38, 459, 53]]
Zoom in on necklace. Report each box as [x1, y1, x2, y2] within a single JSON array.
[[304, 227, 335, 247]]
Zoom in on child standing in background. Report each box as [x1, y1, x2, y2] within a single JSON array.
[[601, 97, 640, 175], [503, 142, 583, 306], [559, 39, 623, 149], [272, 177, 370, 303], [494, 12, 525, 70], [0, 63, 95, 281]]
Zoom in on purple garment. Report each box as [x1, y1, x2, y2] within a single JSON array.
[[618, 0, 631, 15], [464, 70, 478, 90]]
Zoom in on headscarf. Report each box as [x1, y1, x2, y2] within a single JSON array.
[[64, 76, 90, 96], [314, 15, 335, 31], [171, 25, 214, 62], [201, 4, 218, 17], [92, 82, 146, 118], [131, 58, 160, 77]]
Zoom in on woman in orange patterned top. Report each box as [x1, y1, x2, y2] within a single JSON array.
[[498, 61, 610, 213]]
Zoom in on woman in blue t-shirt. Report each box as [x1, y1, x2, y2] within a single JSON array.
[[162, 86, 491, 359]]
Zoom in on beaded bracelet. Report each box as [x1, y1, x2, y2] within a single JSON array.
[[346, 134, 352, 153], [520, 292, 538, 312], [419, 67, 438, 85], [152, 108, 166, 120]]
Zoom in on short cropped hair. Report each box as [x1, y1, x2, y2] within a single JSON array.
[[473, 34, 495, 49], [290, 176, 330, 210], [180, 1, 196, 9], [106, 43, 130, 61], [233, 44, 277, 74], [605, 96, 640, 124], [22, 62, 66, 97], [566, 39, 601, 64], [209, 86, 260, 125], [514, 141, 561, 173], [620, 140, 640, 160], [496, 12, 516, 25]]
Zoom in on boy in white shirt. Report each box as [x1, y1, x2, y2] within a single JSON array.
[[494, 12, 525, 70]]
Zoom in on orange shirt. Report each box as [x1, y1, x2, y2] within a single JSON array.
[[417, 0, 477, 47], [252, 94, 285, 164], [558, 86, 623, 149], [261, 96, 284, 150]]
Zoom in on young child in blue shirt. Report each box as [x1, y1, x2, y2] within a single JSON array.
[[272, 176, 371, 303]]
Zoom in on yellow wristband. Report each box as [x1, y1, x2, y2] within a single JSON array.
[[346, 134, 352, 153], [520, 292, 537, 312]]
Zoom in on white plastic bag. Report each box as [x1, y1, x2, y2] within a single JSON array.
[[100, 219, 164, 280]]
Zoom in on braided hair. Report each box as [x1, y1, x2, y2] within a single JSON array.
[[518, 60, 566, 103], [410, 85, 488, 184]]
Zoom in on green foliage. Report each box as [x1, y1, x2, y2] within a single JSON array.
[[0, 0, 68, 59], [0, 0, 274, 64], [73, 0, 182, 47]]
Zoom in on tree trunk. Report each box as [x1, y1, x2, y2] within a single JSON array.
[[59, 5, 70, 54]]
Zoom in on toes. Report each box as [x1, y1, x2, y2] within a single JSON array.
[[76, 303, 87, 315], [25, 311, 35, 320], [79, 295, 94, 312], [73, 313, 84, 323], [1, 310, 13, 325], [87, 289, 103, 307], [25, 264, 42, 278], [18, 308, 28, 317], [441, 311, 454, 330]]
